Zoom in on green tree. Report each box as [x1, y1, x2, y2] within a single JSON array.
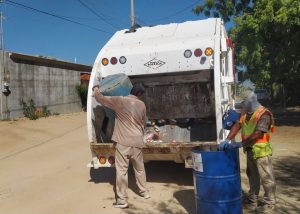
[[194, 0, 300, 105]]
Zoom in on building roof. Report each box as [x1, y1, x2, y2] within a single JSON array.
[[9, 52, 92, 72]]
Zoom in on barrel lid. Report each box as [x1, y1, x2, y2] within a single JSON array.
[[100, 73, 129, 93]]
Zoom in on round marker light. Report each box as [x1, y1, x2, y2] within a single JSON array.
[[108, 156, 115, 165], [102, 58, 109, 66], [99, 156, 106, 164], [205, 47, 214, 56], [194, 49, 202, 57], [110, 57, 118, 65], [119, 56, 127, 64], [184, 49, 192, 58]]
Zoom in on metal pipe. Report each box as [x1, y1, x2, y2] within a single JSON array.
[[0, 11, 4, 120], [130, 0, 135, 27]]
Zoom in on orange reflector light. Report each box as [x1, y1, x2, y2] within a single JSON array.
[[99, 156, 106, 164], [102, 58, 109, 66], [205, 48, 214, 56], [108, 156, 115, 165]]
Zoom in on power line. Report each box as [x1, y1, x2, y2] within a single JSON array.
[[60, 16, 100, 21], [148, 0, 201, 23], [84, 0, 125, 21], [77, 0, 119, 29], [61, 15, 129, 23], [5, 0, 113, 35]]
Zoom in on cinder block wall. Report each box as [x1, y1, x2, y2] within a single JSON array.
[[0, 52, 92, 119]]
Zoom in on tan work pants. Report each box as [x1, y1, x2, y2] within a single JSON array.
[[246, 150, 276, 205], [115, 143, 148, 203]]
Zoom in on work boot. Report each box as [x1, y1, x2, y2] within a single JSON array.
[[255, 204, 275, 213]]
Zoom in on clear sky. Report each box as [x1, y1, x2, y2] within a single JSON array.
[[1, 0, 225, 65]]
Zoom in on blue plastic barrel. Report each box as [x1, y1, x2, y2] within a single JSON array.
[[222, 109, 241, 130], [192, 147, 242, 214], [98, 73, 133, 127], [99, 73, 133, 96]]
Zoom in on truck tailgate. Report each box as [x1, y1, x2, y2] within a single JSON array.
[[90, 141, 217, 166], [91, 142, 217, 153]]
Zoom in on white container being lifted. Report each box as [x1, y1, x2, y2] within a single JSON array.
[[87, 18, 235, 168]]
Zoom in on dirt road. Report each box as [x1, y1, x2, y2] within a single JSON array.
[[0, 110, 299, 214]]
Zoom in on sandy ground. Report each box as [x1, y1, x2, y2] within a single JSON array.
[[0, 110, 299, 214]]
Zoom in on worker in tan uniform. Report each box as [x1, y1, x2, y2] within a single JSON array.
[[219, 88, 276, 213], [92, 82, 150, 209]]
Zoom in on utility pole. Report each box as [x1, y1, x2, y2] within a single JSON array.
[[129, 0, 140, 32], [0, 9, 4, 120], [130, 0, 135, 28]]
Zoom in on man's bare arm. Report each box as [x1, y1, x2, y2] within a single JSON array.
[[93, 87, 118, 111], [226, 122, 241, 140]]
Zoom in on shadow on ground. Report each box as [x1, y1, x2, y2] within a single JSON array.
[[89, 167, 115, 185], [242, 153, 300, 213], [145, 161, 193, 186], [89, 161, 193, 185], [123, 202, 191, 214], [272, 154, 300, 213], [174, 189, 196, 214], [89, 161, 195, 214], [123, 195, 195, 214], [89, 156, 300, 213], [273, 154, 300, 201], [241, 154, 300, 213], [89, 161, 193, 187]]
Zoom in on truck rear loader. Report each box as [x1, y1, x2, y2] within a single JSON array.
[[87, 18, 235, 168]]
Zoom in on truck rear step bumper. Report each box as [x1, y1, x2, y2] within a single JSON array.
[[89, 141, 217, 168]]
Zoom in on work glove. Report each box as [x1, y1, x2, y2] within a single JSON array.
[[227, 141, 243, 149], [218, 139, 230, 150]]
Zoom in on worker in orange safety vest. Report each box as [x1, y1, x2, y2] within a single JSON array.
[[219, 88, 276, 214]]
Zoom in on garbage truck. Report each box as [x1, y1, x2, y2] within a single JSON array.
[[87, 18, 235, 168]]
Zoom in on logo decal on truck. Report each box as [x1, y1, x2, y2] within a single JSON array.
[[144, 58, 165, 69]]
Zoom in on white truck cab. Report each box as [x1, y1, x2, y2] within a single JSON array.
[[87, 18, 235, 168]]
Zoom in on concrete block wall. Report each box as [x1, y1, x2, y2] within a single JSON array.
[[0, 52, 92, 120]]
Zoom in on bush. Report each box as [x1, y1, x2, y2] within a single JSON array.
[[20, 99, 51, 120], [42, 106, 51, 117], [21, 99, 38, 120]]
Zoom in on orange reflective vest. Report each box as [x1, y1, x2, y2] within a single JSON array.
[[239, 106, 275, 159]]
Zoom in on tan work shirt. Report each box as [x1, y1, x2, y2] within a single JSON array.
[[94, 90, 146, 148]]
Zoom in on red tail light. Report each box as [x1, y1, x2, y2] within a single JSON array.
[[110, 57, 118, 65], [108, 156, 115, 165], [194, 49, 202, 57]]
